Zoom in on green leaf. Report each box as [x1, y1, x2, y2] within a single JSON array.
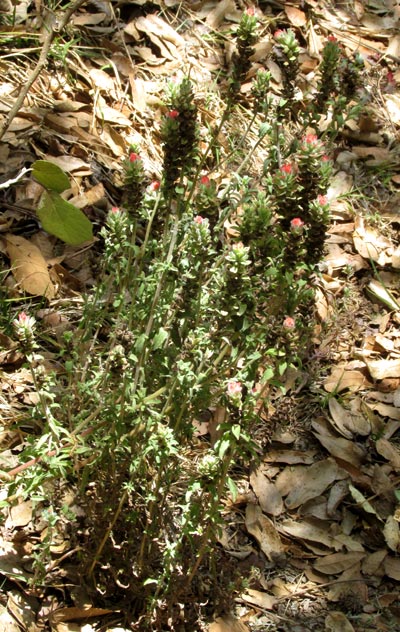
[[153, 327, 168, 350], [37, 190, 93, 245], [217, 438, 230, 459], [226, 476, 238, 501], [32, 160, 71, 193], [231, 424, 241, 440]]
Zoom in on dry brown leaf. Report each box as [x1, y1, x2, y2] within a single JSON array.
[[324, 365, 371, 393], [284, 5, 307, 26], [312, 418, 366, 468], [279, 517, 339, 550], [353, 216, 392, 264], [135, 14, 184, 60], [264, 449, 316, 465], [245, 504, 286, 562], [5, 234, 56, 299], [7, 499, 32, 528], [314, 551, 365, 575], [242, 589, 277, 610], [384, 556, 400, 580], [88, 68, 115, 92], [383, 515, 400, 552], [327, 563, 367, 603], [366, 358, 400, 380], [328, 398, 370, 437], [362, 549, 387, 576], [249, 469, 283, 516], [49, 606, 114, 624], [285, 458, 339, 510], [209, 615, 249, 632], [375, 438, 400, 470], [325, 611, 355, 632]]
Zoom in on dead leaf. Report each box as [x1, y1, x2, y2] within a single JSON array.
[[324, 365, 371, 393], [284, 458, 339, 509], [362, 550, 387, 576], [242, 588, 277, 610], [250, 469, 283, 516], [328, 397, 370, 437], [49, 606, 114, 624], [284, 5, 307, 26], [6, 499, 32, 528], [384, 515, 400, 552], [366, 358, 400, 380], [384, 556, 400, 580], [325, 611, 355, 631], [314, 551, 365, 575], [353, 216, 392, 264], [5, 234, 56, 299], [209, 614, 249, 632], [312, 418, 366, 468], [245, 504, 286, 562], [375, 438, 400, 470]]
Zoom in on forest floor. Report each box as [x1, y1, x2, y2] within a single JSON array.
[[1, 1, 400, 631]]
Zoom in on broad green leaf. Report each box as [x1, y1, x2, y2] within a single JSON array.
[[153, 327, 168, 350], [38, 190, 93, 245], [32, 160, 71, 193]]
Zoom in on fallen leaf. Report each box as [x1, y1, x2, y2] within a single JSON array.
[[325, 611, 355, 631], [209, 614, 249, 632], [384, 556, 400, 580], [284, 5, 307, 26], [375, 438, 400, 470], [328, 397, 370, 437], [366, 358, 400, 380], [245, 504, 286, 562], [284, 458, 339, 509], [312, 419, 366, 468], [383, 515, 400, 552], [242, 588, 277, 610], [249, 469, 283, 516], [4, 234, 56, 299], [314, 551, 365, 575], [324, 365, 371, 393]]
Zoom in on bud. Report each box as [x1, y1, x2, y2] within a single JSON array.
[[283, 316, 296, 329], [167, 109, 179, 119], [200, 175, 210, 186], [280, 162, 293, 175], [194, 215, 205, 224], [246, 6, 255, 16], [317, 195, 328, 205], [290, 217, 304, 234], [111, 206, 120, 213], [150, 181, 160, 191], [129, 152, 141, 162], [227, 380, 242, 401]]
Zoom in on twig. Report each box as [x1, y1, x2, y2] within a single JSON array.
[[0, 167, 31, 189], [0, 0, 88, 142]]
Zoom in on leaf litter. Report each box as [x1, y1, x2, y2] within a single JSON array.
[[1, 0, 400, 630]]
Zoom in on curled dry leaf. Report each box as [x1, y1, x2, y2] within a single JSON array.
[[249, 468, 283, 516], [375, 438, 400, 470], [245, 504, 286, 563], [328, 397, 370, 438], [4, 234, 56, 300], [325, 611, 355, 631], [314, 551, 365, 575]]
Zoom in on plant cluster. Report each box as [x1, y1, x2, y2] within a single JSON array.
[[4, 11, 364, 630]]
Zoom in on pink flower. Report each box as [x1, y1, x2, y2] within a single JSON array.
[[200, 175, 210, 186], [227, 380, 242, 398], [327, 35, 337, 42], [111, 206, 120, 213], [317, 195, 328, 205], [274, 29, 285, 39], [129, 152, 140, 162], [18, 312, 28, 323], [290, 217, 304, 230], [246, 6, 255, 16], [283, 316, 296, 329], [167, 109, 179, 119], [303, 133, 319, 145], [151, 181, 160, 191], [321, 154, 330, 162], [280, 163, 293, 175], [194, 215, 205, 224]]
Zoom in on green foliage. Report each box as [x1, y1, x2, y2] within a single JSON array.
[[32, 160, 93, 245], [5, 15, 365, 629]]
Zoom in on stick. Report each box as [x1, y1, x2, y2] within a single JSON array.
[[0, 0, 88, 141]]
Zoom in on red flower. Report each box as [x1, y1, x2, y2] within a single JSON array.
[[317, 195, 328, 205], [283, 316, 295, 329], [327, 35, 338, 42], [321, 154, 330, 162], [129, 152, 140, 162], [290, 217, 304, 229], [151, 181, 160, 191], [303, 133, 319, 145], [280, 163, 293, 175], [274, 29, 285, 39], [167, 109, 179, 119], [200, 175, 210, 186], [111, 206, 120, 213]]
